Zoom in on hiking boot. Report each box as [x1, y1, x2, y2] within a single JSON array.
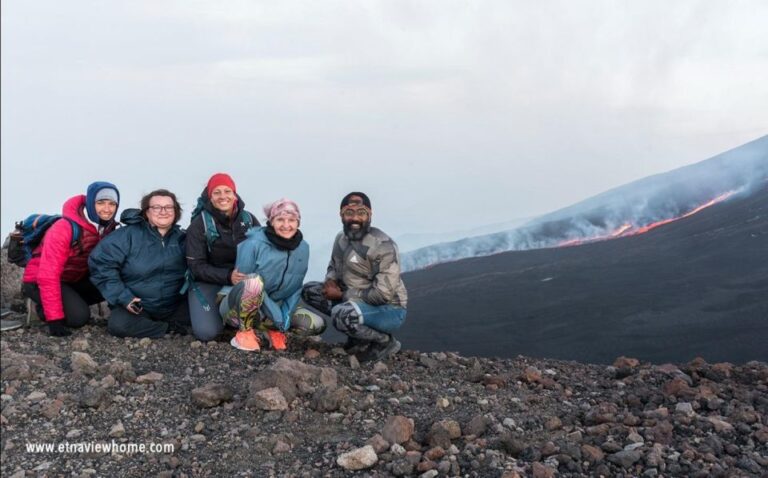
[[0, 318, 23, 332], [357, 336, 401, 363], [266, 329, 288, 351], [231, 329, 260, 351], [343, 337, 370, 355]]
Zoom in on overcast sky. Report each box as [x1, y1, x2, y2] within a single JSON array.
[[2, 0, 767, 251]]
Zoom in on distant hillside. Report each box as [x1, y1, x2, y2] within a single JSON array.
[[403, 135, 768, 271], [400, 183, 768, 364]]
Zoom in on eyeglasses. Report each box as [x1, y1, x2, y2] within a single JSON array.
[[342, 207, 370, 219], [148, 205, 175, 213]]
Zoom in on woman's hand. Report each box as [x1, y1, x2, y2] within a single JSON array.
[[126, 298, 143, 315], [231, 269, 247, 285]]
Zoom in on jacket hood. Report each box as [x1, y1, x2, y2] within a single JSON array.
[[62, 195, 98, 234], [86, 181, 120, 224], [120, 208, 146, 226]]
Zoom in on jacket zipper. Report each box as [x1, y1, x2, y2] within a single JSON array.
[[275, 250, 291, 291]]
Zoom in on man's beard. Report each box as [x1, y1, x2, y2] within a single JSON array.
[[343, 220, 371, 241]]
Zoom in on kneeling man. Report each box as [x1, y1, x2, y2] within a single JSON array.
[[303, 192, 407, 362]]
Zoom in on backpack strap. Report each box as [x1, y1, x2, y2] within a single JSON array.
[[201, 210, 220, 253], [65, 218, 82, 249], [180, 269, 211, 312]]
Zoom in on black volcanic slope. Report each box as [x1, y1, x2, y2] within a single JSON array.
[[400, 185, 768, 364]]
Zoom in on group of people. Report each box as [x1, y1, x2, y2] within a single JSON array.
[[15, 174, 407, 362]]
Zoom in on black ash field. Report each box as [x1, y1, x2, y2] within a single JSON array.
[[400, 185, 768, 365]]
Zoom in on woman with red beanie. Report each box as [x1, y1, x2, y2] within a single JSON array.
[[185, 173, 260, 341], [22, 181, 120, 336]]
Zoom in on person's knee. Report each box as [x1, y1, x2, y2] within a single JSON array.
[[66, 311, 91, 329], [331, 302, 361, 333], [192, 321, 222, 342]]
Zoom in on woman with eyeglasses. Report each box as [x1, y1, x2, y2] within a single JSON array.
[[184, 173, 260, 342], [89, 189, 190, 338]]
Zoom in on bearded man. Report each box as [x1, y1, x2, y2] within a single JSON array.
[[302, 192, 407, 362]]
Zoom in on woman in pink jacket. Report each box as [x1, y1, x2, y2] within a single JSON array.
[[22, 181, 120, 336]]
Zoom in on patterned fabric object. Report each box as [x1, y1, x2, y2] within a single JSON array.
[[220, 275, 264, 330]]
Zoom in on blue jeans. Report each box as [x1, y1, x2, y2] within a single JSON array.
[[346, 301, 406, 334], [302, 282, 406, 342]]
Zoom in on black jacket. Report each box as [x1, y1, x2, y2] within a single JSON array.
[[185, 192, 259, 285]]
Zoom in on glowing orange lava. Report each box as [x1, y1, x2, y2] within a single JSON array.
[[557, 191, 737, 247]]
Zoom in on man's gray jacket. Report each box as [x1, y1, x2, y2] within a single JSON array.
[[325, 227, 408, 308]]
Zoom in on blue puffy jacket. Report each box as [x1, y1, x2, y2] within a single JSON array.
[[89, 209, 187, 317], [235, 227, 309, 330]]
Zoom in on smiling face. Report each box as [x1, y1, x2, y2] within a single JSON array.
[[210, 185, 236, 215], [272, 214, 299, 239], [94, 199, 118, 222], [341, 195, 371, 240], [146, 195, 176, 230]]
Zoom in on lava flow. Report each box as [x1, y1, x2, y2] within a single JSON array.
[[558, 190, 738, 247]]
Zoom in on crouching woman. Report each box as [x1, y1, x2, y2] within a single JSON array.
[[22, 181, 120, 336], [219, 198, 325, 351], [89, 189, 190, 338]]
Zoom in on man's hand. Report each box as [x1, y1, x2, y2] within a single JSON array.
[[323, 279, 343, 301], [231, 269, 247, 285]]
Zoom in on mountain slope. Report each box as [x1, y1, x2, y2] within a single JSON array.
[[400, 184, 768, 364], [403, 135, 768, 271]]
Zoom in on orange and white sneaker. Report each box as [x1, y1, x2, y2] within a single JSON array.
[[266, 329, 288, 351], [231, 329, 260, 351]]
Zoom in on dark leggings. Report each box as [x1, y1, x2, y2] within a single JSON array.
[[22, 280, 104, 328], [108, 300, 190, 339]]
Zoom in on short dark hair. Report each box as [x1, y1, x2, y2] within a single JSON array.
[[140, 189, 183, 225]]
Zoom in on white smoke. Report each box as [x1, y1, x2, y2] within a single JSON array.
[[403, 135, 768, 272]]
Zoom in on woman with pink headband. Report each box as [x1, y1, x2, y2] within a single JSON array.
[[218, 198, 325, 351]]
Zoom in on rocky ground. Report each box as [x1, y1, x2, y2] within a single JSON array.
[[1, 259, 767, 477], [1, 320, 766, 478]]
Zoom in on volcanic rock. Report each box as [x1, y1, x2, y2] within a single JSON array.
[[310, 385, 350, 412], [250, 387, 288, 411], [191, 383, 234, 408], [71, 351, 99, 375], [78, 386, 109, 408], [427, 419, 461, 448], [337, 445, 378, 470], [135, 371, 163, 384], [382, 415, 414, 445], [607, 449, 643, 468]]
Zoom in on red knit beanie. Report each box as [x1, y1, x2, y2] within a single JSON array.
[[207, 173, 237, 198]]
